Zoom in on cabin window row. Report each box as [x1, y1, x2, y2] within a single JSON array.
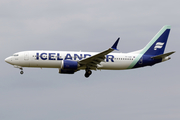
[[113, 58, 134, 60]]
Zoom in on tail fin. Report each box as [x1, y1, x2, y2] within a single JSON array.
[[142, 25, 171, 55]]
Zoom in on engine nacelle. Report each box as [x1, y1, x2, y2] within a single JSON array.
[[59, 69, 75, 74], [59, 60, 79, 74], [62, 60, 78, 69]]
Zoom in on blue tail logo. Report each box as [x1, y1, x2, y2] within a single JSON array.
[[154, 42, 164, 50]]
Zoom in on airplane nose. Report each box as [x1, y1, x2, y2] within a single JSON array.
[[5, 57, 12, 64]]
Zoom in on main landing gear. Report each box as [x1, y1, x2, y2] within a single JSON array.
[[85, 69, 92, 78]]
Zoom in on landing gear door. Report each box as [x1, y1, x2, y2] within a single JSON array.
[[24, 52, 29, 60]]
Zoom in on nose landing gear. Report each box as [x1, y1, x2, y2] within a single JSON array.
[[85, 69, 92, 78], [13, 65, 24, 75], [20, 71, 24, 74], [20, 68, 24, 74]]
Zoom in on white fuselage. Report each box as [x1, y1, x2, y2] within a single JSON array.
[[5, 51, 138, 70]]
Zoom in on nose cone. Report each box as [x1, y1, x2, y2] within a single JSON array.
[[5, 57, 12, 64]]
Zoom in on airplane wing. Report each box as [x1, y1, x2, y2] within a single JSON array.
[[78, 38, 120, 69], [151, 51, 175, 59]]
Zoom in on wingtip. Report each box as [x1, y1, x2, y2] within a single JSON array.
[[111, 38, 120, 50]]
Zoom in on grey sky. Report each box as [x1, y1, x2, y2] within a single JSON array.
[[0, 0, 179, 120]]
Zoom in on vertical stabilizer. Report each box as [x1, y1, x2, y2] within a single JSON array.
[[142, 25, 171, 55], [127, 26, 171, 69]]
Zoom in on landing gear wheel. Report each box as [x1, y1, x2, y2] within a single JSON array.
[[84, 70, 92, 78], [19, 68, 23, 75], [20, 71, 24, 74], [85, 73, 89, 78]]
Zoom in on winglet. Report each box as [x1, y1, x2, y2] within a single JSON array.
[[111, 38, 120, 50]]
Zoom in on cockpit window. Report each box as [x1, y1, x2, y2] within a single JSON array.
[[13, 54, 19, 56]]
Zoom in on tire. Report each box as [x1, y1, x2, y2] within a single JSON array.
[[20, 71, 24, 74]]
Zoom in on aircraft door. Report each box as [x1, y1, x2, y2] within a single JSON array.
[[24, 52, 29, 60]]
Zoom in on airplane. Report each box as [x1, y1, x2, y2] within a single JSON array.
[[5, 25, 175, 78]]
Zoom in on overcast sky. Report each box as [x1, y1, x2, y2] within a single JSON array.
[[0, 0, 179, 120]]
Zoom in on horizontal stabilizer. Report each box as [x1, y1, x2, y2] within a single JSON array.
[[151, 51, 175, 59]]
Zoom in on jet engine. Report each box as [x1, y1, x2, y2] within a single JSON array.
[[59, 60, 79, 74]]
